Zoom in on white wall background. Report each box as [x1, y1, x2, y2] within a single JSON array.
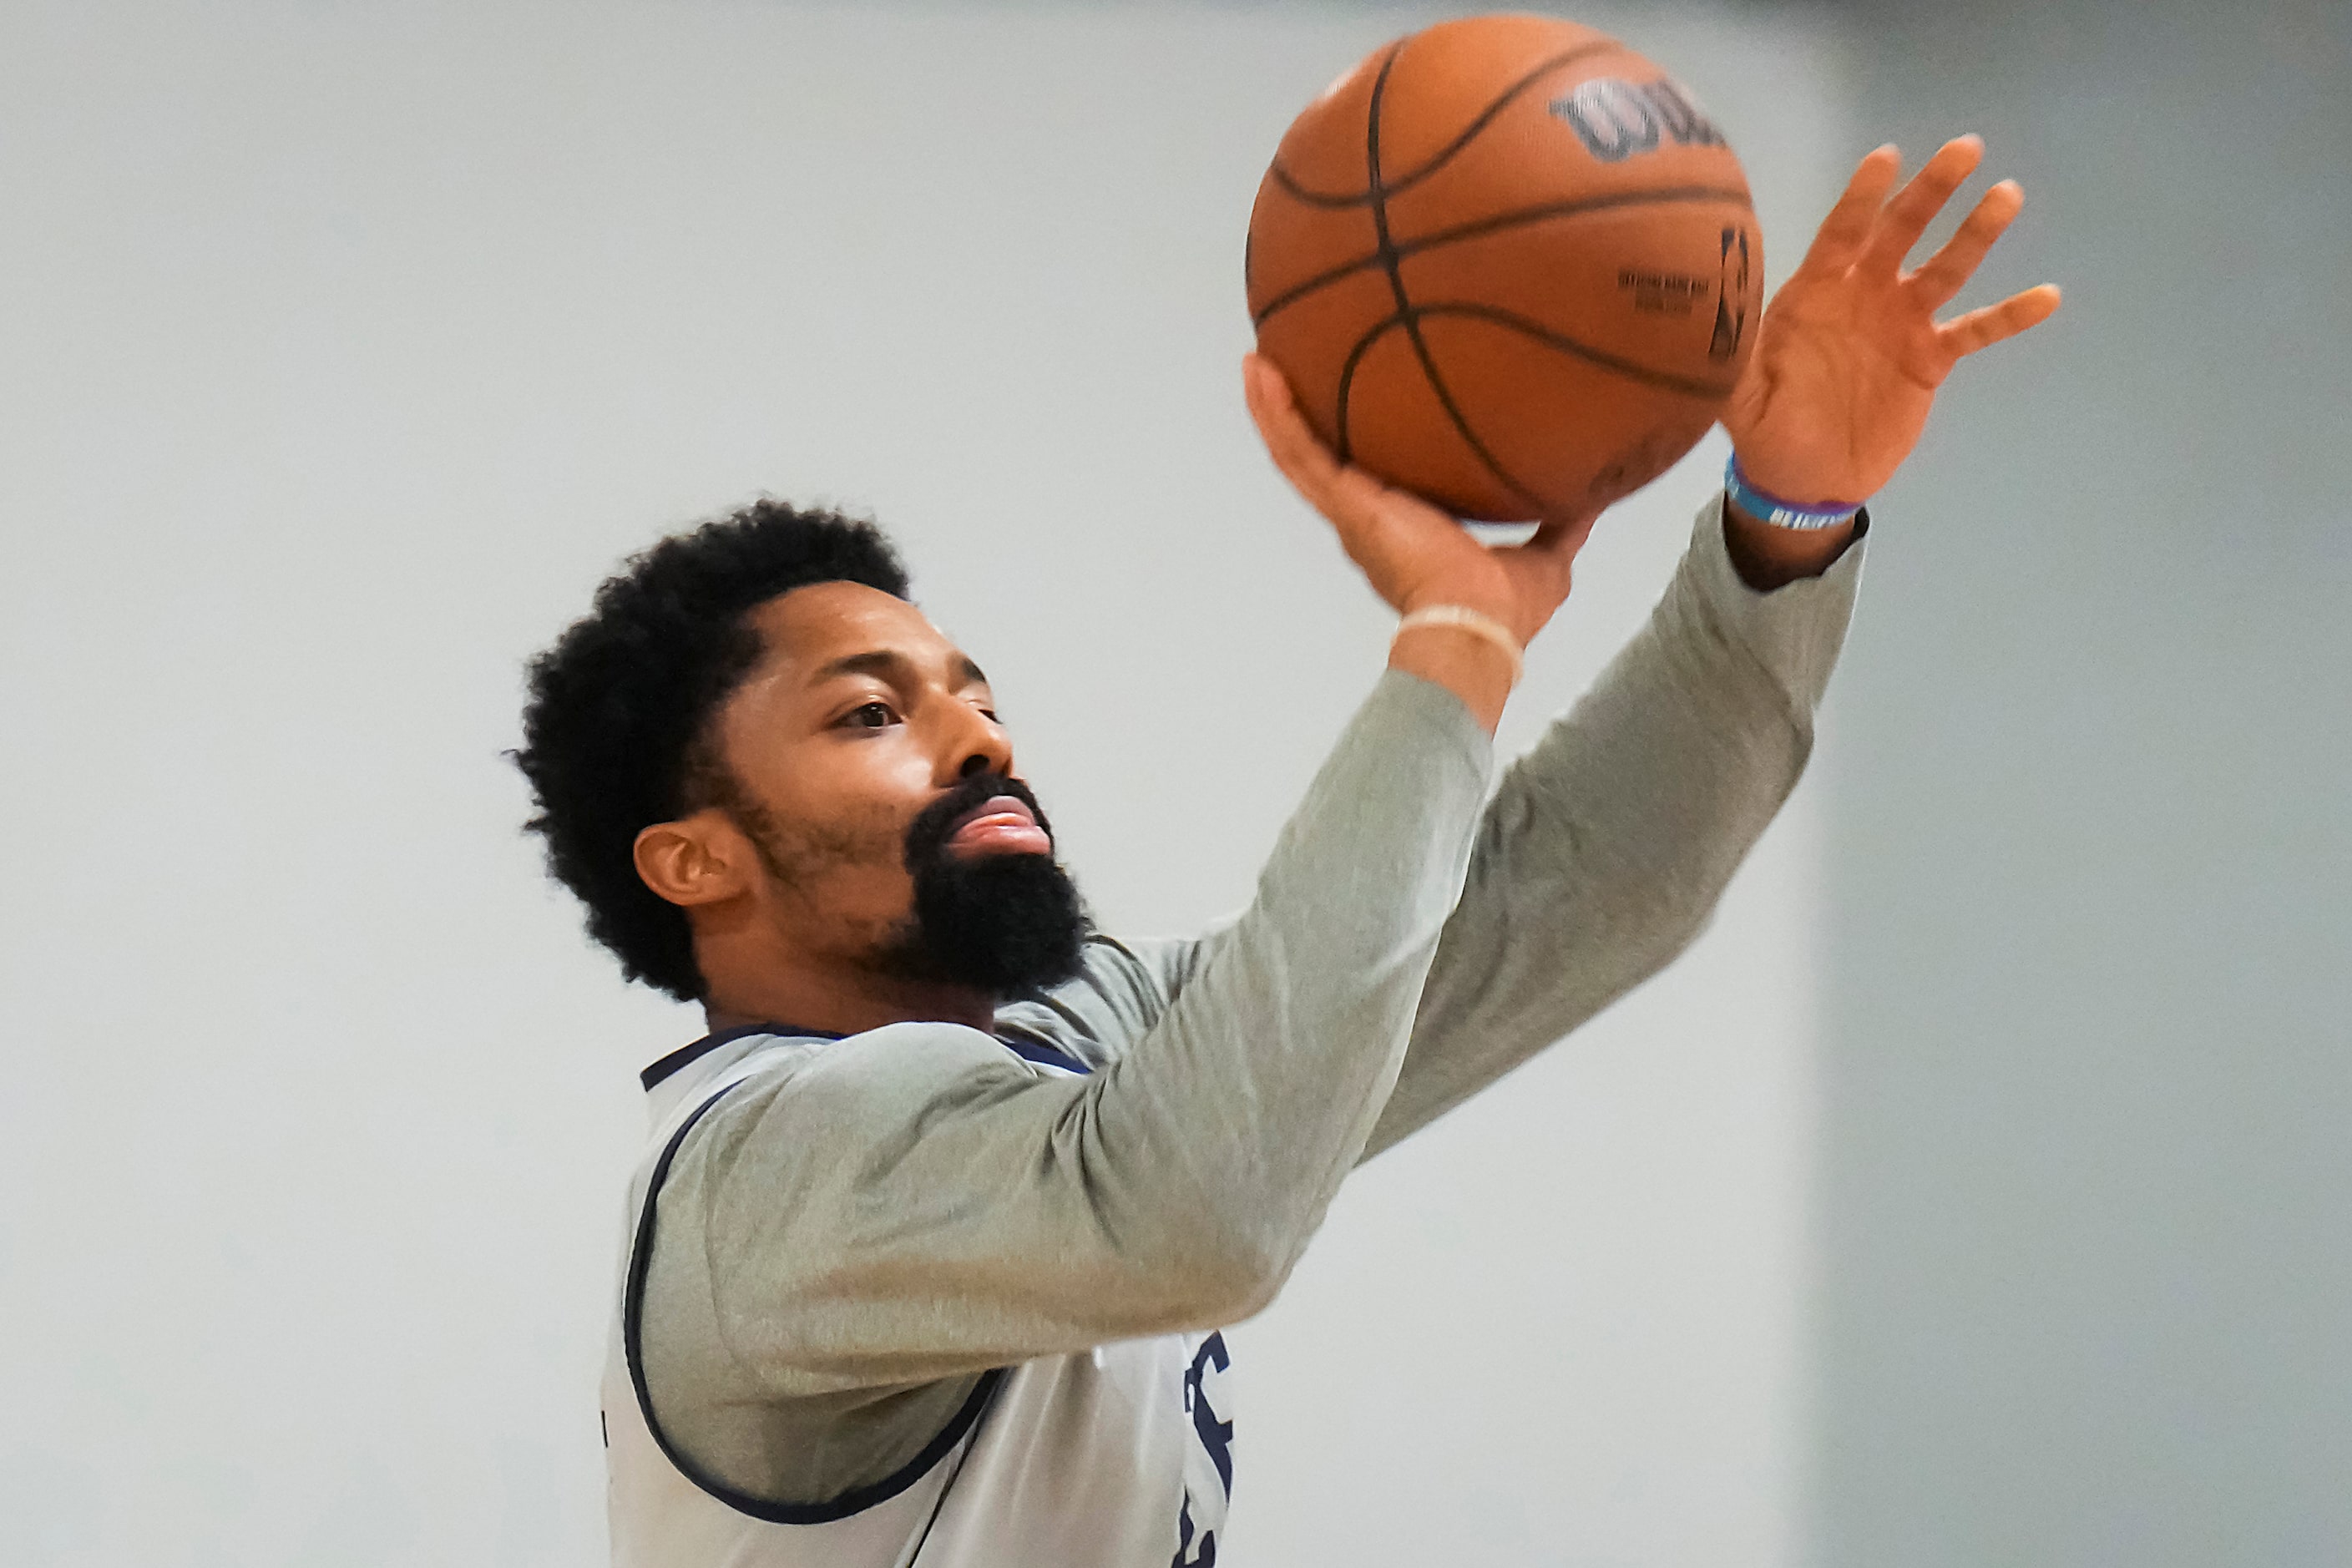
[[0, 5, 1848, 1563]]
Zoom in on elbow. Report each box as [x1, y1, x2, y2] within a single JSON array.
[[1136, 1214, 1294, 1328], [1608, 873, 1727, 985], [1183, 1242, 1289, 1326], [1651, 882, 1722, 960], [1623, 805, 1768, 960], [1201, 1228, 1294, 1321], [1061, 1097, 1307, 1332]]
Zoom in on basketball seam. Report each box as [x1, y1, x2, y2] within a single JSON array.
[[1361, 45, 1545, 514], [1251, 184, 1754, 328], [1333, 301, 1733, 462], [1270, 38, 1629, 208], [1330, 45, 1419, 466], [1410, 302, 1737, 397], [1332, 314, 1406, 467]]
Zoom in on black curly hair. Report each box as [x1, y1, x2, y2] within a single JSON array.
[[514, 499, 911, 1000]]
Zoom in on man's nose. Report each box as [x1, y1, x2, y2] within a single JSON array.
[[943, 708, 1014, 783]]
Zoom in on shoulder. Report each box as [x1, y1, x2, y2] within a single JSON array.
[[701, 1021, 1039, 1136], [995, 932, 1214, 1068]]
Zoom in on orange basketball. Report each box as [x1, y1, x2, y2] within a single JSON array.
[[1246, 15, 1762, 522]]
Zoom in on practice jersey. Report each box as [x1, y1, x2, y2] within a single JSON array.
[[602, 1027, 1237, 1568], [599, 508, 1864, 1568]]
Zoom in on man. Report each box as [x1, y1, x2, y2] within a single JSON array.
[[515, 138, 2055, 1566]]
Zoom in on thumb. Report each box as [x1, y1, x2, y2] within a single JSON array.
[[1485, 513, 1597, 641], [1526, 511, 1600, 559]]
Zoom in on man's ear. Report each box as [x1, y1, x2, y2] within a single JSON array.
[[633, 812, 755, 908]]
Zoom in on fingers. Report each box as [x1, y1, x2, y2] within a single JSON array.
[[1244, 354, 1419, 524], [1494, 513, 1595, 605], [1937, 283, 2063, 357], [1791, 144, 1902, 282], [1859, 134, 1985, 276], [1245, 352, 1413, 541], [1907, 180, 2025, 310], [1243, 353, 1604, 634], [1243, 353, 1344, 507], [1242, 352, 1466, 577]]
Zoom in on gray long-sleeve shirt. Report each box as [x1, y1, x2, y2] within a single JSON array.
[[636, 498, 1864, 1504]]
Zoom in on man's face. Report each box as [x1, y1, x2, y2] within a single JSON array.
[[706, 580, 1085, 991]]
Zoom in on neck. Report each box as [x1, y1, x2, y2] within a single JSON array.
[[689, 885, 1007, 1039], [701, 953, 999, 1039]]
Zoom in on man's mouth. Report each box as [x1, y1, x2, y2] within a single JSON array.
[[944, 794, 1054, 857]]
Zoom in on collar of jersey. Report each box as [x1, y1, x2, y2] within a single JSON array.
[[641, 1019, 1093, 1095], [640, 1022, 838, 1092]]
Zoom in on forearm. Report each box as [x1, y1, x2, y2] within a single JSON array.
[[1363, 494, 1863, 1156]]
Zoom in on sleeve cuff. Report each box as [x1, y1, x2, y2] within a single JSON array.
[[1680, 490, 1867, 714], [1373, 665, 1500, 787]]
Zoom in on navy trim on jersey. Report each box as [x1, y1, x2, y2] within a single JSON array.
[[622, 1079, 1005, 1525], [647, 1023, 1090, 1090], [999, 1036, 1095, 1075], [640, 1022, 842, 1091]]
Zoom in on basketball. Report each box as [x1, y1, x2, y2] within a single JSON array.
[[1246, 15, 1763, 522]]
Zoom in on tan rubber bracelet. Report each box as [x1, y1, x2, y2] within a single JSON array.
[[1394, 604, 1525, 683]]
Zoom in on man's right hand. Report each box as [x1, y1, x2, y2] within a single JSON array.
[[1244, 353, 1594, 731]]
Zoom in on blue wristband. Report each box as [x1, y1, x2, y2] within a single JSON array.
[[1724, 455, 1862, 530]]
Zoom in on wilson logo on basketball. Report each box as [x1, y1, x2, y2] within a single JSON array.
[[1549, 78, 1726, 164]]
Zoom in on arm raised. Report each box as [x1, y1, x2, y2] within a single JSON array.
[[1367, 130, 2057, 1151], [1365, 494, 1859, 1156]]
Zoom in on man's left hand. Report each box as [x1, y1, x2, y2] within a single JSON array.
[[1724, 134, 2062, 509]]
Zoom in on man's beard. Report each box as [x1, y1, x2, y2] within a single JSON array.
[[877, 772, 1090, 996]]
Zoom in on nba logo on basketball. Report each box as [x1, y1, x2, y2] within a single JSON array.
[[1712, 225, 1752, 360]]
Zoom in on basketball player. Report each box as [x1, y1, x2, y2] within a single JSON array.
[[515, 137, 2056, 1566]]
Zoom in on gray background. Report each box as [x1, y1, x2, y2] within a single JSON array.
[[1815, 1, 2352, 1564], [0, 1, 2344, 1565]]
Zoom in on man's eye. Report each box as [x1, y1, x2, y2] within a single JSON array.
[[842, 701, 898, 729]]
